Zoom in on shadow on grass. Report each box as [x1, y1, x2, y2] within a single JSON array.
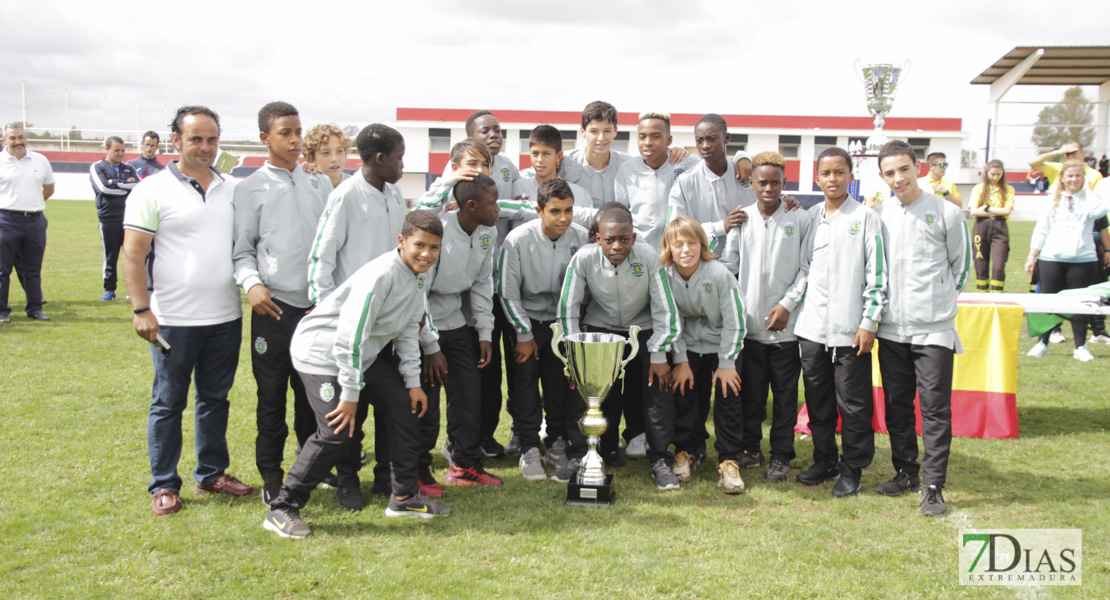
[[1014, 406, 1110, 438]]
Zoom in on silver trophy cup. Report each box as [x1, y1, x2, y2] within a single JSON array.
[[551, 323, 639, 504], [853, 59, 910, 151]]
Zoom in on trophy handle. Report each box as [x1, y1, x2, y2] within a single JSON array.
[[852, 58, 864, 85], [619, 325, 641, 379], [899, 59, 911, 82], [550, 323, 570, 375]]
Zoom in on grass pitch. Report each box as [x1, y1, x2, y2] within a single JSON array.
[[0, 201, 1106, 599]]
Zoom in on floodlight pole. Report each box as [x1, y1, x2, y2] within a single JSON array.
[[21, 80, 27, 128], [987, 49, 1043, 165], [64, 88, 70, 151]]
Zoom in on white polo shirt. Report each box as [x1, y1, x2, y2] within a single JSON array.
[[124, 161, 242, 327], [0, 148, 55, 211]]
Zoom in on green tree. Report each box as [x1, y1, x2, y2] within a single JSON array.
[[1031, 86, 1094, 152]]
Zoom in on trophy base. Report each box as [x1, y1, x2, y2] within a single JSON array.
[[566, 474, 615, 506]]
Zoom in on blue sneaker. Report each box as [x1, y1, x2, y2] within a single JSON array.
[[99, 291, 116, 301]]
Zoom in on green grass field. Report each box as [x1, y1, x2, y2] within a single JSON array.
[[1, 201, 1106, 599]]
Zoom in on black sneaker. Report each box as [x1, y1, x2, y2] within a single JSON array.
[[920, 485, 947, 517], [369, 478, 392, 497], [876, 470, 920, 497], [480, 437, 506, 458], [263, 508, 311, 539], [336, 484, 365, 511], [384, 492, 451, 519], [602, 449, 626, 469], [832, 465, 860, 497], [796, 461, 839, 485], [651, 459, 680, 491], [261, 480, 282, 506], [738, 450, 766, 469], [763, 458, 791, 483], [550, 458, 581, 483]]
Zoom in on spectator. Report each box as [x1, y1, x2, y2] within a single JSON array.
[[0, 121, 54, 323]]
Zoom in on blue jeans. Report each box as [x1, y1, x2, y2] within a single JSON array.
[[147, 318, 242, 494]]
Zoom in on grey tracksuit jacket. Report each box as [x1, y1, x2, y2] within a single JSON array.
[[667, 158, 757, 257], [418, 211, 497, 353], [667, 258, 746, 369]]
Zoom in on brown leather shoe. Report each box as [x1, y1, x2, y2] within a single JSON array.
[[152, 488, 182, 515], [196, 473, 254, 497]]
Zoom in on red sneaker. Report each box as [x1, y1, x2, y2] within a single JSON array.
[[151, 488, 182, 515], [196, 473, 254, 497], [443, 463, 502, 487], [419, 478, 448, 498]]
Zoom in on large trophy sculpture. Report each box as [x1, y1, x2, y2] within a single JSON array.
[[849, 59, 910, 204], [550, 323, 639, 506]]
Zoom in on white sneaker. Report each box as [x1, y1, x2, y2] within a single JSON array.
[[625, 433, 647, 459], [1073, 345, 1095, 362], [519, 447, 547, 481], [716, 460, 746, 495], [672, 451, 700, 482], [1089, 334, 1110, 345], [1027, 341, 1049, 358], [1049, 330, 1066, 344]]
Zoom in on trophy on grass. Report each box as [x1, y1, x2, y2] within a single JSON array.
[[850, 59, 910, 203], [550, 323, 640, 506]]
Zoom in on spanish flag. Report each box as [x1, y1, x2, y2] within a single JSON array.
[[797, 302, 1021, 439]]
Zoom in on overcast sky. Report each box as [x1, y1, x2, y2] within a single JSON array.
[[2, 0, 1106, 164]]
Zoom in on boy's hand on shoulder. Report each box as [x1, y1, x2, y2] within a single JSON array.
[[409, 388, 428, 418], [734, 158, 752, 184], [424, 351, 448, 386], [477, 341, 492, 368], [667, 147, 688, 164], [670, 362, 694, 396], [783, 195, 801, 212], [326, 401, 358, 437], [725, 205, 748, 231], [514, 339, 539, 364], [302, 162, 322, 176], [648, 363, 672, 392]]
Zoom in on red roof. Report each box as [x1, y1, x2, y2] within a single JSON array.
[[397, 108, 962, 132]]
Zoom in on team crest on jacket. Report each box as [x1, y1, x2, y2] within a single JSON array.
[[320, 382, 335, 401], [479, 233, 492, 251], [847, 220, 861, 235], [500, 167, 511, 182], [393, 191, 403, 206], [254, 337, 268, 354], [783, 224, 796, 237], [310, 179, 320, 190], [630, 262, 645, 277], [673, 168, 686, 181], [570, 245, 579, 255], [924, 211, 938, 225], [703, 282, 713, 293], [416, 274, 427, 289]]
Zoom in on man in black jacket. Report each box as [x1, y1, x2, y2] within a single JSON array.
[[89, 136, 139, 300]]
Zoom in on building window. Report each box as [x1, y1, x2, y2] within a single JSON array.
[[908, 138, 931, 161], [779, 135, 801, 159], [519, 129, 530, 155], [813, 135, 838, 159], [561, 129, 577, 152], [429, 128, 451, 153], [727, 133, 748, 157]]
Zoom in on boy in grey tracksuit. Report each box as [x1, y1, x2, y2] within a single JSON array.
[[794, 148, 888, 497], [872, 141, 971, 517], [668, 157, 756, 258], [556, 204, 682, 487], [720, 160, 811, 481], [264, 211, 449, 537], [232, 108, 332, 501], [498, 179, 592, 478], [417, 175, 501, 486]]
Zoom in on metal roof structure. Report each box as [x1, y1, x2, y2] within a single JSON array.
[[971, 46, 1110, 86]]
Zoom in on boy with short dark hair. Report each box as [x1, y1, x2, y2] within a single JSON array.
[[499, 178, 592, 479], [874, 140, 971, 517], [794, 147, 886, 498], [263, 210, 449, 538], [720, 152, 811, 485], [233, 101, 332, 505], [418, 174, 502, 487], [512, 125, 596, 230], [555, 203, 683, 491]]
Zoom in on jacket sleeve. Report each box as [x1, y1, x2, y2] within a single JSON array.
[[714, 272, 744, 368], [333, 282, 385, 403], [777, 213, 811, 312], [497, 241, 533, 341], [394, 311, 424, 389], [413, 174, 456, 213], [231, 183, 264, 293], [117, 164, 140, 190], [556, 253, 587, 335], [418, 290, 441, 354], [307, 196, 347, 303], [718, 226, 741, 274], [571, 186, 599, 229], [945, 204, 973, 292], [469, 240, 496, 343], [859, 210, 887, 331], [89, 162, 128, 200], [646, 256, 682, 363]]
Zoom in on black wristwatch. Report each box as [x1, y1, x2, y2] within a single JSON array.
[[134, 306, 151, 314]]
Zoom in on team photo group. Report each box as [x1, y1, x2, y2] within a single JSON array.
[[15, 95, 1105, 541]]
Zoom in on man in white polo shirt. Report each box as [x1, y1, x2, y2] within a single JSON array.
[[121, 105, 253, 516], [0, 121, 55, 323]]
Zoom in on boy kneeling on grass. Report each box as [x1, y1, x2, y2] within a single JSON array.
[[264, 211, 449, 539]]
